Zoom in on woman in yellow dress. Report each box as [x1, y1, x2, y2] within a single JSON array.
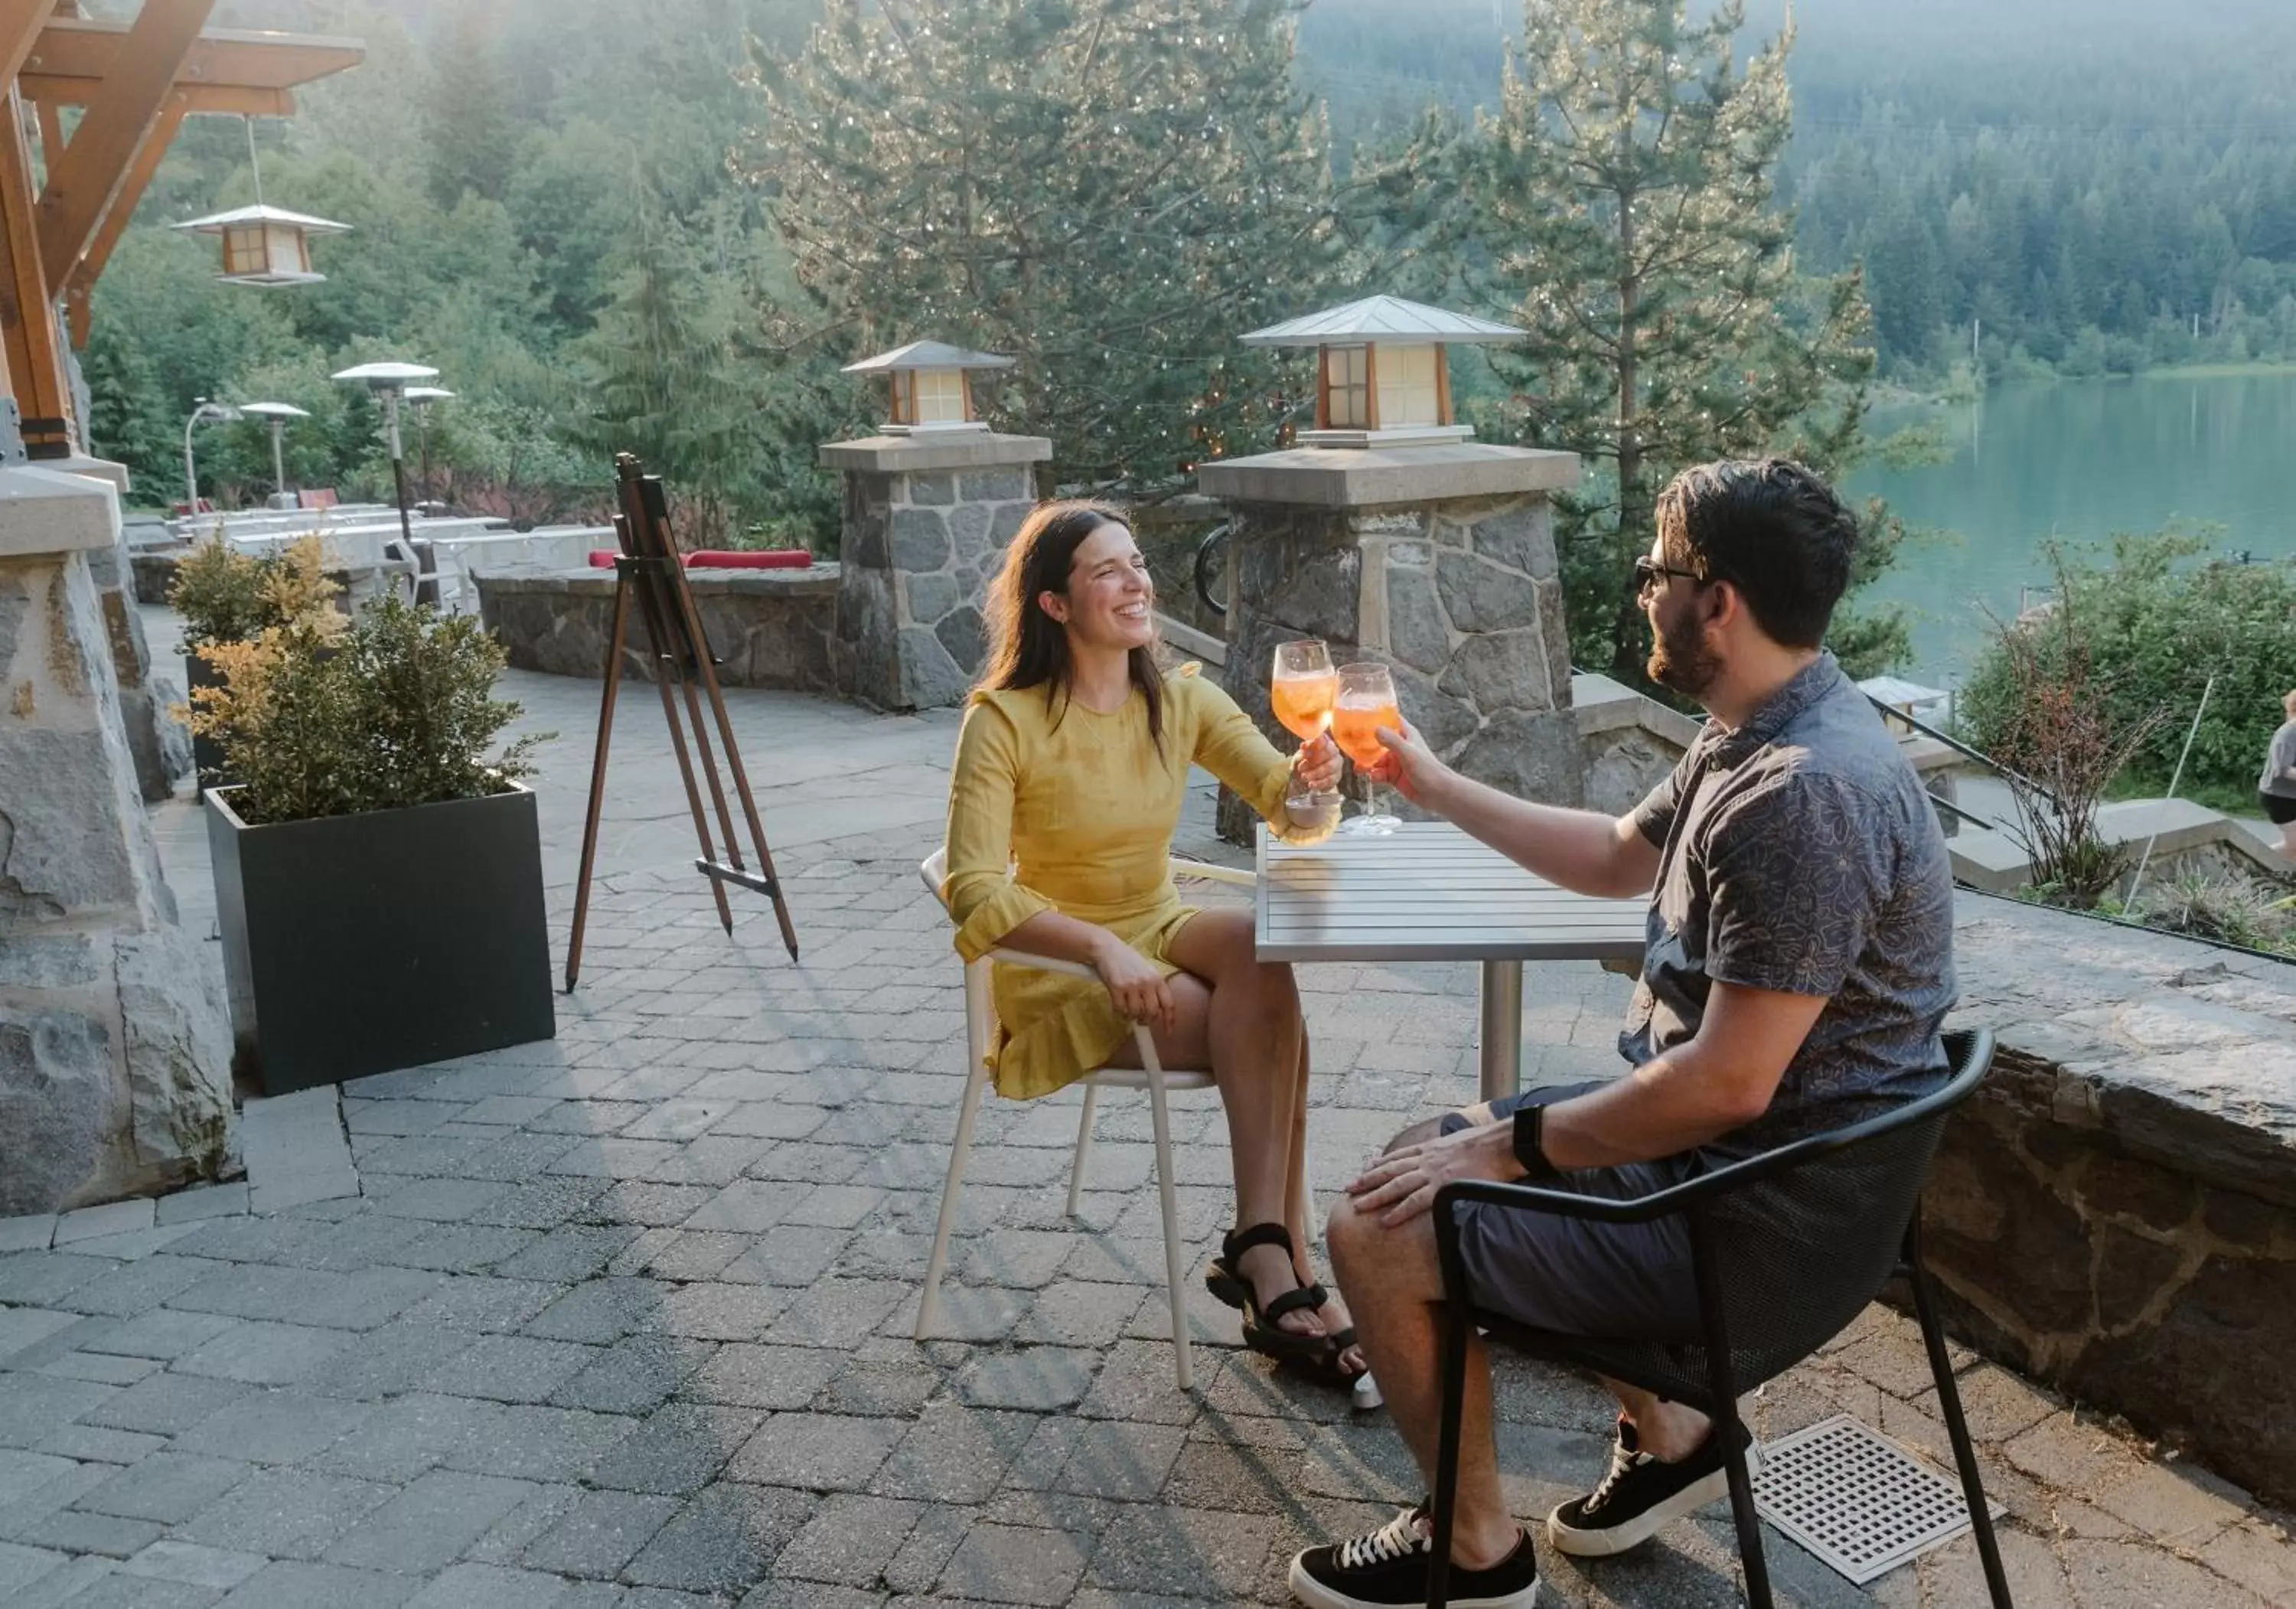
[[943, 500, 1362, 1381]]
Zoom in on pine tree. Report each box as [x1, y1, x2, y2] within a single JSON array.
[[748, 0, 1342, 492], [1396, 0, 1890, 684], [423, 8, 517, 207], [567, 213, 794, 546]]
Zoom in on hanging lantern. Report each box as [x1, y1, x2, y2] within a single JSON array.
[[171, 117, 350, 287]]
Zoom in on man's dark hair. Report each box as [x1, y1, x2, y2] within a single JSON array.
[[1655, 458, 1858, 649]]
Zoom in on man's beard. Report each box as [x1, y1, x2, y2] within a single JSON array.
[[1648, 608, 1721, 698]]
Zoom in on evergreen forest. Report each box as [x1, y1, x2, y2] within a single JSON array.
[[84, 0, 2296, 677]]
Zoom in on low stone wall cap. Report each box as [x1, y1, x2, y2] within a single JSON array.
[[818, 432, 1054, 474], [1197, 442, 1580, 508]]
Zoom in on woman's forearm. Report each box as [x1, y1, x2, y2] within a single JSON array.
[[996, 909, 1123, 970]]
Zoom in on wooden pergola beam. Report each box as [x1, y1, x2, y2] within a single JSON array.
[[0, 82, 70, 448], [0, 1, 59, 93], [60, 82, 184, 343], [21, 15, 360, 100], [22, 77, 290, 114], [34, 0, 212, 289]]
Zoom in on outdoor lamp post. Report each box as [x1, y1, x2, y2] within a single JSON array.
[[181, 398, 243, 515], [403, 384, 455, 506], [331, 360, 439, 550], [237, 401, 311, 503]]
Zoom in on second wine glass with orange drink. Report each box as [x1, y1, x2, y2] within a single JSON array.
[[1331, 662, 1403, 834]]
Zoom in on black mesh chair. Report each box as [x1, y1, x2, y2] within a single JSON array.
[[1427, 1029, 2011, 1609]]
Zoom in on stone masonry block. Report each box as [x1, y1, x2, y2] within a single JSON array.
[[1471, 501, 1557, 577], [903, 472, 955, 507], [947, 502, 992, 564], [888, 508, 951, 572], [1434, 550, 1538, 634]]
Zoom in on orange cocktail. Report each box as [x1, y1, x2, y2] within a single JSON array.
[[1273, 671, 1337, 741], [1331, 697, 1401, 769]]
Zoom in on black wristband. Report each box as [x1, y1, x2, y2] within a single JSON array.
[[1512, 1104, 1562, 1182]]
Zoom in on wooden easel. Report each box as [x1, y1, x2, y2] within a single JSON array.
[[563, 453, 799, 990]]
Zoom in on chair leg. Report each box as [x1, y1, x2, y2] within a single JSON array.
[[1066, 1082, 1101, 1218], [1138, 1027, 1193, 1392], [915, 1058, 991, 1340], [1690, 1213, 1773, 1609], [1425, 1286, 1474, 1609], [1906, 1222, 2016, 1608]]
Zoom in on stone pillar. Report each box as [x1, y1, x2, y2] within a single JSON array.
[[0, 464, 235, 1216], [1197, 442, 1582, 840], [819, 431, 1050, 710], [37, 439, 184, 803]]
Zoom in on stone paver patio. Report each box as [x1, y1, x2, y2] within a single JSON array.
[[2, 632, 2293, 1608]]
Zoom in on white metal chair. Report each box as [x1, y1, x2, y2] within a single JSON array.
[[916, 847, 1262, 1390]]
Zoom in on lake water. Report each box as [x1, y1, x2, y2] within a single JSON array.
[[1846, 369, 2296, 690]]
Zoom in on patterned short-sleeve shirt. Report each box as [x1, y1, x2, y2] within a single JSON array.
[[1623, 652, 1957, 1156]]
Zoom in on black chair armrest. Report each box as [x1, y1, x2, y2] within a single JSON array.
[[1432, 1029, 1994, 1230]]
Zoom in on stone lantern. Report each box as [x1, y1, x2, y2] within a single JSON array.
[[1199, 294, 1584, 823], [821, 342, 1048, 711], [843, 341, 1016, 436], [1240, 295, 1526, 448], [171, 203, 350, 287]]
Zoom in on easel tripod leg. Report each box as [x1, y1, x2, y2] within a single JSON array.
[[634, 563, 735, 934], [565, 567, 637, 992]]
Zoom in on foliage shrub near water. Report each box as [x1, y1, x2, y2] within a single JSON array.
[[1960, 533, 2296, 802]]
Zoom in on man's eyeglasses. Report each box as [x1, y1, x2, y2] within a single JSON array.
[[1632, 556, 1704, 596]]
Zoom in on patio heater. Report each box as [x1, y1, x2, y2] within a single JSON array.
[[237, 401, 311, 503], [403, 384, 455, 506], [331, 360, 439, 550], [181, 398, 242, 515]]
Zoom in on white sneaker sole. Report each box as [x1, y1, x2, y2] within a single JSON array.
[[1545, 1439, 1765, 1559], [1287, 1553, 1539, 1608]]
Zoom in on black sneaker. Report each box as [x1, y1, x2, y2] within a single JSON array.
[[1290, 1503, 1540, 1608], [1547, 1417, 1763, 1558]]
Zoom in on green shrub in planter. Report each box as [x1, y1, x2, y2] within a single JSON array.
[[170, 534, 344, 781], [199, 596, 556, 1093]]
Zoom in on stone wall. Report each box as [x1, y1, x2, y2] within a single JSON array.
[[821, 432, 1049, 711], [478, 570, 840, 694], [0, 465, 234, 1214], [1926, 891, 2296, 1507]]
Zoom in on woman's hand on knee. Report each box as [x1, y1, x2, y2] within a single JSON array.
[[1090, 935, 1176, 1033]]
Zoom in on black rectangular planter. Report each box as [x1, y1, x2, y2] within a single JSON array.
[[206, 782, 556, 1095]]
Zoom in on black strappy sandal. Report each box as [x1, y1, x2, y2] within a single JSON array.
[[1205, 1223, 1362, 1377]]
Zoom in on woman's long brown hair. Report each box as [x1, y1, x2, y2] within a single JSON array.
[[977, 499, 1164, 753]]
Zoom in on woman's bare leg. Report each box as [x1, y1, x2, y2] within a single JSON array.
[[1108, 909, 1332, 1344]]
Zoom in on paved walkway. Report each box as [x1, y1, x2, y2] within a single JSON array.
[[1, 644, 2292, 1607]]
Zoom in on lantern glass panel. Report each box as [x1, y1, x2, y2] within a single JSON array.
[[1325, 345, 1369, 429], [915, 370, 967, 423], [1376, 344, 1440, 428], [222, 224, 266, 276]]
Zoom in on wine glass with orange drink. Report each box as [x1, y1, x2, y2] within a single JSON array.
[[1332, 662, 1403, 835], [1270, 640, 1341, 842]]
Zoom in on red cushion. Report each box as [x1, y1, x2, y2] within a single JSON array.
[[586, 550, 618, 568], [683, 549, 811, 570]]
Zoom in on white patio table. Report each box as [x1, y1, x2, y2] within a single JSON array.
[[1254, 820, 1648, 1101]]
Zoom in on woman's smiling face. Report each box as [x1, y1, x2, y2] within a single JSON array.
[[1043, 519, 1155, 651]]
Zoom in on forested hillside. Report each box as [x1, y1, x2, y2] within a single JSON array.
[[84, 0, 2296, 528], [1303, 0, 2296, 378]]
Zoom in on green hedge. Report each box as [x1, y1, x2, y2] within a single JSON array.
[[1959, 533, 2296, 801]]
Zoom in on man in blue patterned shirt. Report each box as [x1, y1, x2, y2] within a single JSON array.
[[1289, 459, 1956, 1609]]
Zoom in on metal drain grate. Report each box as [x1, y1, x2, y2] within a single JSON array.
[[1753, 1414, 2002, 1585]]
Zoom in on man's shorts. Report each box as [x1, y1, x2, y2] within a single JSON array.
[[1436, 1079, 1704, 1342]]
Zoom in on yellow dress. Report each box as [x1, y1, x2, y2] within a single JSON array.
[[942, 664, 1309, 1100]]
